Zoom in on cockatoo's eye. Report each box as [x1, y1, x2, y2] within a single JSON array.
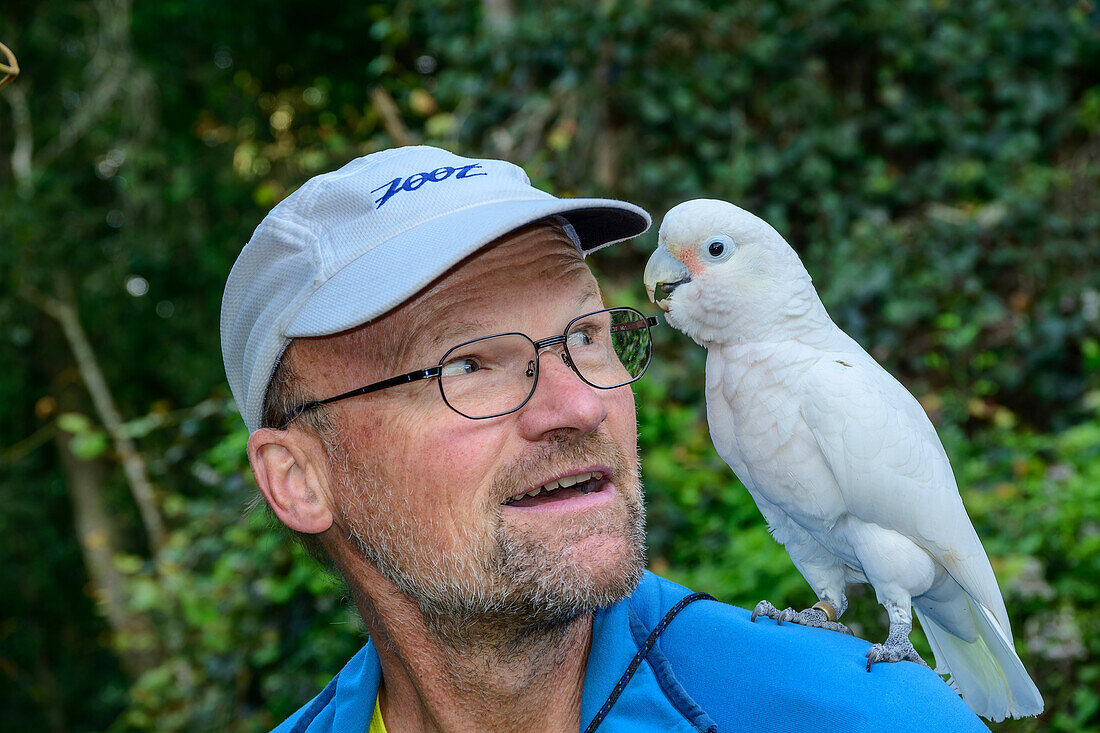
[[703, 234, 736, 262]]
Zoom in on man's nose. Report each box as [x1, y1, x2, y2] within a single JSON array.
[[515, 348, 607, 441]]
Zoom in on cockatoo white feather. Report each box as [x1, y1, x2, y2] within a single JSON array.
[[644, 199, 1042, 721]]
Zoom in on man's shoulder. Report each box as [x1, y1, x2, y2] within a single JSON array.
[[625, 572, 987, 731]]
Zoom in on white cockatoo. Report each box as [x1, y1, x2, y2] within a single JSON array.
[[643, 199, 1043, 721]]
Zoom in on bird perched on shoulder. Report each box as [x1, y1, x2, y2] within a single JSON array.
[[643, 198, 1043, 722]]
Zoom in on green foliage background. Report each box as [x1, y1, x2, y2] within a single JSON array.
[[1, 0, 1098, 730]]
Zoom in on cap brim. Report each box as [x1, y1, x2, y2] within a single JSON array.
[[286, 196, 649, 338]]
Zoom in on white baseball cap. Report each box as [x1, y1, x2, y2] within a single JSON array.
[[221, 145, 651, 432]]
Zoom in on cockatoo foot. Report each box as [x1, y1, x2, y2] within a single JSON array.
[[750, 600, 853, 635], [865, 639, 929, 671]]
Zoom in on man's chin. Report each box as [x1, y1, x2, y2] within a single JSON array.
[[492, 553, 643, 630], [401, 535, 644, 650], [554, 532, 645, 590], [495, 511, 646, 617]]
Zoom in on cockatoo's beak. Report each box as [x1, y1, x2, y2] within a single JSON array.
[[644, 244, 691, 312]]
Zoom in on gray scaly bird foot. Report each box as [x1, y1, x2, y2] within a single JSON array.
[[750, 600, 853, 635], [865, 637, 930, 672]]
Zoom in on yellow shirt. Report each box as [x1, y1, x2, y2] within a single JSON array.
[[368, 689, 387, 733]]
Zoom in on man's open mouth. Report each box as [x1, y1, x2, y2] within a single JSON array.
[[502, 471, 606, 507]]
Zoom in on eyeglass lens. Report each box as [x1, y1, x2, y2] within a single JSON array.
[[438, 307, 652, 419]]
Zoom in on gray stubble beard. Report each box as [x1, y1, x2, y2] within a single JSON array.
[[326, 432, 647, 652]]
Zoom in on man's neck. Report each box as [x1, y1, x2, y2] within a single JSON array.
[[348, 563, 594, 733]]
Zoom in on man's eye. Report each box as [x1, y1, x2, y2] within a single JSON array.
[[440, 357, 481, 378], [567, 329, 597, 348]]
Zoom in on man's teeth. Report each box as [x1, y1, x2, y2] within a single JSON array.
[[540, 471, 601, 493], [505, 471, 604, 504]]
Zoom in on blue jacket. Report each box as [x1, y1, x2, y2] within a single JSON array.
[[275, 572, 987, 731]]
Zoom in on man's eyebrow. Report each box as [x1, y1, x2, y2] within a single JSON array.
[[575, 280, 600, 308], [420, 320, 496, 357]]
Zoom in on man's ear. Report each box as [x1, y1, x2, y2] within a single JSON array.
[[248, 428, 334, 534]]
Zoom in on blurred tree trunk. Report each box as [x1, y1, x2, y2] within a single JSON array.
[[593, 40, 619, 191], [481, 0, 515, 34], [55, 387, 160, 677], [24, 282, 167, 553], [370, 87, 415, 146]]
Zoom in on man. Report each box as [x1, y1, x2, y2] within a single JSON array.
[[221, 146, 985, 732]]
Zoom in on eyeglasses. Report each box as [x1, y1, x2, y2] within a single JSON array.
[[281, 306, 659, 427]]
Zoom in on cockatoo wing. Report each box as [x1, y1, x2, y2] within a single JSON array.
[[796, 352, 1011, 636]]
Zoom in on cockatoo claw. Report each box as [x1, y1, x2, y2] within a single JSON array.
[[865, 639, 930, 672], [750, 600, 780, 623], [751, 600, 853, 635]]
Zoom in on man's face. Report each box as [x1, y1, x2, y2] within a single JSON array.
[[291, 224, 645, 639]]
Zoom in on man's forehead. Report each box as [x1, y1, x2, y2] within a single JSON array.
[[287, 223, 599, 380], [418, 278, 601, 353], [396, 223, 597, 338]]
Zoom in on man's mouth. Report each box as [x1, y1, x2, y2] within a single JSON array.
[[502, 471, 607, 508]]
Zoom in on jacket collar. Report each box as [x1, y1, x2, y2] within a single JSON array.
[[317, 572, 697, 732]]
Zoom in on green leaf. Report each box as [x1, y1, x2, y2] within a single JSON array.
[[71, 431, 109, 459], [57, 412, 93, 434]]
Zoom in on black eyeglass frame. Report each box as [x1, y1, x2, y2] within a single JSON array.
[[278, 307, 659, 428]]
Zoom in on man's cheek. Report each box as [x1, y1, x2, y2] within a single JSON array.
[[427, 422, 505, 476], [607, 393, 639, 451]]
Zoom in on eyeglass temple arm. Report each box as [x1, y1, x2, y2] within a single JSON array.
[[609, 315, 659, 334], [530, 314, 658, 350], [281, 366, 443, 428]]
